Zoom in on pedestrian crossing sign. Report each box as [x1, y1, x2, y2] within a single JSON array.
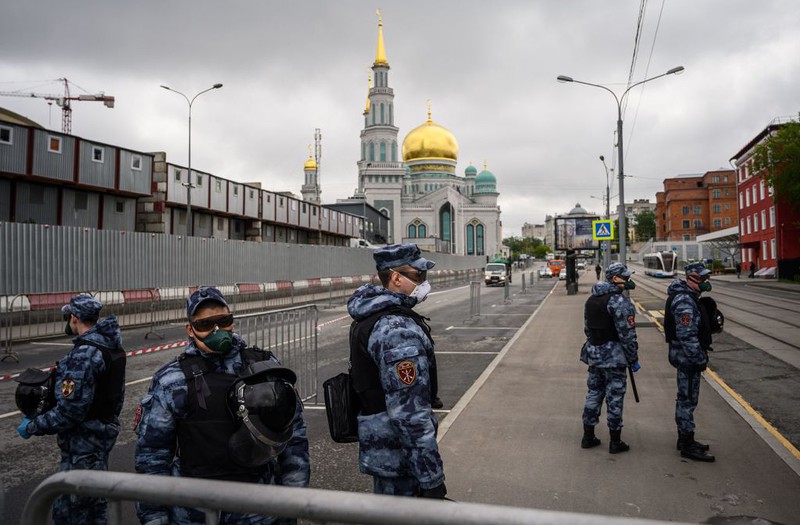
[[592, 220, 614, 241]]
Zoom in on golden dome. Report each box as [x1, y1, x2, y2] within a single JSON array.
[[304, 146, 317, 170], [402, 106, 459, 162]]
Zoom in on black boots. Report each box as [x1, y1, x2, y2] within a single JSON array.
[[676, 432, 709, 451], [608, 429, 630, 454], [581, 424, 601, 449], [679, 432, 715, 462]]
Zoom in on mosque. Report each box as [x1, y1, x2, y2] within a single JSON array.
[[301, 12, 503, 257]]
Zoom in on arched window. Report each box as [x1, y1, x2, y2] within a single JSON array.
[[440, 204, 452, 243], [466, 224, 475, 255], [408, 224, 417, 238], [369, 143, 375, 161], [380, 142, 386, 162], [476, 224, 485, 256], [380, 103, 385, 124], [418, 224, 427, 237]]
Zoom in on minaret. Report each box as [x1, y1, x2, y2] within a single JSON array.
[[301, 144, 321, 204], [355, 9, 406, 243]]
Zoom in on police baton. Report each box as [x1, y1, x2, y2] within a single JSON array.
[[628, 366, 640, 403]]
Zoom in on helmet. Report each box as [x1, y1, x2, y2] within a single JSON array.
[[14, 368, 56, 418], [227, 360, 298, 467]]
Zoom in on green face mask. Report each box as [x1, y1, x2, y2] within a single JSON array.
[[624, 279, 636, 290], [197, 328, 233, 353], [699, 280, 712, 292]]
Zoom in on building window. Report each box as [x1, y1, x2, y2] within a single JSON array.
[[0, 125, 12, 144], [115, 200, 125, 213], [369, 143, 375, 161], [682, 220, 690, 229], [694, 205, 702, 215], [769, 206, 775, 228], [476, 224, 485, 255], [712, 175, 719, 183], [407, 224, 417, 238], [740, 219, 744, 234], [418, 224, 426, 237], [380, 103, 385, 124], [693, 220, 702, 229], [175, 169, 182, 182], [92, 146, 104, 163], [131, 155, 142, 170], [723, 175, 728, 183], [234, 186, 239, 196], [682, 206, 689, 215], [683, 234, 691, 241], [724, 203, 730, 211], [217, 217, 224, 230], [215, 180, 222, 192], [746, 216, 751, 234], [739, 192, 743, 209], [745, 190, 750, 207], [291, 200, 297, 211], [752, 185, 758, 204], [762, 240, 768, 259], [771, 238, 776, 259], [75, 192, 88, 210], [466, 224, 474, 254], [48, 136, 62, 153], [302, 203, 307, 213], [761, 210, 767, 230], [725, 217, 731, 225], [713, 204, 721, 213], [312, 206, 317, 216], [196, 174, 203, 187], [753, 214, 759, 231], [724, 189, 730, 196], [713, 218, 722, 228], [712, 189, 721, 199], [249, 189, 254, 199], [380, 142, 386, 162], [279, 197, 284, 207]]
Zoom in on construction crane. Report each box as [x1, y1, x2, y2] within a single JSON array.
[[0, 78, 114, 134]]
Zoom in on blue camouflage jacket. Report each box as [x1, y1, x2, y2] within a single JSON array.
[[347, 284, 444, 489], [666, 279, 709, 369], [29, 315, 124, 445], [581, 281, 639, 368], [134, 334, 310, 525]]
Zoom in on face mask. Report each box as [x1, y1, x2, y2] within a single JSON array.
[[195, 327, 234, 353], [623, 279, 636, 290], [409, 280, 432, 303], [699, 280, 712, 292]]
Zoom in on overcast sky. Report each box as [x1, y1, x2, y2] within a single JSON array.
[[2, 1, 798, 237]]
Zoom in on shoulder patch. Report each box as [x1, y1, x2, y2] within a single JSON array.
[[627, 315, 636, 327], [680, 313, 692, 326], [133, 403, 143, 431], [61, 378, 76, 398], [396, 360, 417, 385]]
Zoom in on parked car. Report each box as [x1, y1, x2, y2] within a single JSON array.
[[577, 262, 586, 271], [538, 266, 552, 278], [559, 269, 568, 281]]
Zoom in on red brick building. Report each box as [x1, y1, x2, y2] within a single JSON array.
[[654, 169, 736, 241], [730, 120, 800, 278]]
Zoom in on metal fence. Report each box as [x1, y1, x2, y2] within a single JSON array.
[[21, 470, 697, 525]]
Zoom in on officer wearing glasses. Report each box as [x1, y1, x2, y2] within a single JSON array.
[[347, 243, 447, 499], [134, 287, 310, 524]]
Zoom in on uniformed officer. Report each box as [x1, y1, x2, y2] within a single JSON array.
[[17, 294, 126, 525], [580, 262, 639, 454], [347, 243, 446, 498], [134, 287, 310, 524], [665, 262, 716, 462]]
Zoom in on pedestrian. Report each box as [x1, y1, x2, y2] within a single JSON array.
[[16, 295, 126, 525], [347, 243, 447, 498], [664, 262, 716, 462], [749, 261, 756, 278], [134, 287, 310, 524], [735, 262, 741, 279], [579, 262, 640, 454], [595, 264, 602, 280]]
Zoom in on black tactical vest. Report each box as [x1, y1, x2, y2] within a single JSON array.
[[350, 305, 437, 416], [664, 293, 712, 348], [85, 343, 126, 423], [584, 293, 620, 346], [176, 347, 272, 481]]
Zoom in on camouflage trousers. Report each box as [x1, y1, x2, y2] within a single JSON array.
[[373, 475, 420, 496], [582, 366, 628, 431], [52, 447, 111, 525], [675, 367, 702, 434]]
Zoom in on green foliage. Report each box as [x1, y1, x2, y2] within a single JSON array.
[[752, 121, 800, 208], [503, 236, 544, 260], [533, 245, 551, 259], [634, 210, 656, 242]]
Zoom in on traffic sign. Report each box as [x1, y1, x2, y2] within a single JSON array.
[[592, 220, 614, 241]]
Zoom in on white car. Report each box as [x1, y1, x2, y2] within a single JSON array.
[[559, 269, 568, 281], [538, 266, 552, 278], [577, 262, 586, 271]]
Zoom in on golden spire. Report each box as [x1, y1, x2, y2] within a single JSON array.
[[426, 99, 432, 122], [374, 9, 388, 65], [304, 144, 317, 170], [364, 69, 372, 114], [484, 160, 488, 170]]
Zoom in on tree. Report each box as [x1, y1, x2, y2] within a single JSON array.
[[752, 121, 800, 208], [533, 245, 550, 259], [634, 210, 656, 242], [503, 236, 543, 260]]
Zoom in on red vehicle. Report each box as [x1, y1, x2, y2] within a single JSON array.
[[548, 259, 565, 277]]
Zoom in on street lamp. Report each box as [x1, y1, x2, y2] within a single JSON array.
[[599, 155, 612, 269], [557, 66, 684, 263], [160, 83, 223, 236]]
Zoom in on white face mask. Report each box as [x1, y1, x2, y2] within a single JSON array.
[[396, 272, 432, 303]]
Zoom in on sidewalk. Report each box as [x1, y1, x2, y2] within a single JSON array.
[[437, 282, 800, 524]]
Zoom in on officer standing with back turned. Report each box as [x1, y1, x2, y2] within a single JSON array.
[[580, 262, 640, 454], [665, 262, 716, 462], [347, 243, 447, 498], [134, 286, 310, 524], [16, 294, 126, 525]]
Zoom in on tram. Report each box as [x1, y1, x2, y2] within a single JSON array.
[[642, 251, 678, 278]]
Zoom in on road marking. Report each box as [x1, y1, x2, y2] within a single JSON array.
[[304, 403, 451, 414], [478, 313, 532, 317], [445, 326, 517, 331], [436, 351, 499, 355], [32, 342, 73, 347]]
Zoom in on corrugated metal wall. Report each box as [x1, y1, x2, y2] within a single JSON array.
[[0, 223, 485, 294], [14, 182, 58, 224], [101, 195, 137, 231], [0, 179, 10, 220], [32, 130, 74, 181], [0, 124, 28, 174], [61, 189, 100, 227], [78, 142, 115, 188]]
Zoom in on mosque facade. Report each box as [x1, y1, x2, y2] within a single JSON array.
[[303, 13, 503, 256]]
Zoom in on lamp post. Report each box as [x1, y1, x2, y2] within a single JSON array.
[[160, 83, 223, 236], [600, 155, 612, 269], [557, 66, 684, 263]]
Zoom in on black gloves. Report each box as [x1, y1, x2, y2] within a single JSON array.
[[419, 483, 447, 499]]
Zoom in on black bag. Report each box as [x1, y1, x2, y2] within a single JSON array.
[[322, 372, 360, 443], [14, 368, 56, 418], [699, 296, 724, 334]]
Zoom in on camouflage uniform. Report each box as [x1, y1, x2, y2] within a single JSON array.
[[347, 284, 443, 496], [134, 333, 310, 525], [666, 278, 708, 435], [580, 279, 638, 431], [23, 295, 125, 525]]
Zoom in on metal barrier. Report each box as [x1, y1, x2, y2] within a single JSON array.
[[468, 281, 481, 318], [21, 470, 697, 525], [503, 278, 511, 303], [235, 305, 318, 403], [520, 273, 527, 294]]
